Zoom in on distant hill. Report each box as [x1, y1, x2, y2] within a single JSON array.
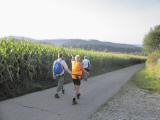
[[6, 36, 36, 41], [40, 39, 142, 53], [4, 36, 142, 53]]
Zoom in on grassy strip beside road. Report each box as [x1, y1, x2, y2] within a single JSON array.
[[132, 68, 160, 92], [132, 53, 160, 93]]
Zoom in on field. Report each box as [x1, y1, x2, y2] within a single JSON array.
[[0, 38, 146, 100], [132, 52, 160, 93]]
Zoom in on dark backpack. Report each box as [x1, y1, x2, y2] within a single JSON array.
[[53, 60, 63, 75]]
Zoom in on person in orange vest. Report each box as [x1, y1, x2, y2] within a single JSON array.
[[71, 55, 88, 105]]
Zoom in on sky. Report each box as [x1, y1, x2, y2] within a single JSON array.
[[0, 0, 160, 44]]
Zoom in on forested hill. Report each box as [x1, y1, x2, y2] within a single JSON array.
[[7, 36, 142, 53], [40, 39, 142, 53]]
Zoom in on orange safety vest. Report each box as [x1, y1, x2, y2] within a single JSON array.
[[72, 61, 83, 79]]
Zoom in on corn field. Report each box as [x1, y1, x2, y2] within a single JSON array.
[[0, 38, 146, 100]]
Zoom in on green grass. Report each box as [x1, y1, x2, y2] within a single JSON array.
[[132, 66, 160, 93], [132, 52, 160, 93]]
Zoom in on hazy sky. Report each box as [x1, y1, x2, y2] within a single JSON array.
[[0, 0, 160, 44]]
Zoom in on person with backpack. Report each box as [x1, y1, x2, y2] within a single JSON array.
[[53, 53, 71, 98], [82, 56, 91, 81], [71, 55, 88, 105]]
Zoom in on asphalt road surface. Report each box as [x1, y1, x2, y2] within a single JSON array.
[[0, 64, 143, 120]]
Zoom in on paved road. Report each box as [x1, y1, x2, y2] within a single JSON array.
[[0, 64, 143, 120]]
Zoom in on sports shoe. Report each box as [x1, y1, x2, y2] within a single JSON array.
[[72, 98, 78, 105], [54, 93, 60, 98], [62, 89, 65, 94], [77, 93, 81, 99]]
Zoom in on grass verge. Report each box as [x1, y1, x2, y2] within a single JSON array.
[[132, 66, 160, 93]]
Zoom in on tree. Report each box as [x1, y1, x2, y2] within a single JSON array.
[[143, 25, 160, 53]]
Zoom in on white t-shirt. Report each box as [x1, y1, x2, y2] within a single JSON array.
[[82, 59, 90, 69]]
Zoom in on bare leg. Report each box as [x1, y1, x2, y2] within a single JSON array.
[[76, 85, 80, 95]]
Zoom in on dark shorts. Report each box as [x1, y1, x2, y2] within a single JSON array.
[[72, 78, 81, 86], [84, 68, 90, 72]]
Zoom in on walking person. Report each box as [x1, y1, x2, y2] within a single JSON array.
[[71, 55, 88, 105], [82, 56, 91, 81], [53, 53, 71, 98]]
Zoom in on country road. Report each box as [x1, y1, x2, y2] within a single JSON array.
[[0, 64, 143, 120]]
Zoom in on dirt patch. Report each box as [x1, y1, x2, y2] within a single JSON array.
[[90, 81, 160, 120]]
